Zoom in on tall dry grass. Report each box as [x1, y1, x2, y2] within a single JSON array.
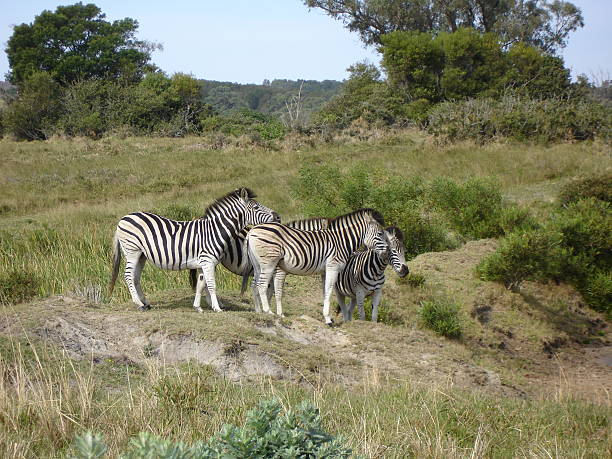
[[0, 334, 609, 458]]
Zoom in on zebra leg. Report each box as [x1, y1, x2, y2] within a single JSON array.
[[200, 261, 222, 312], [335, 290, 349, 322], [133, 254, 150, 309], [347, 298, 357, 319], [371, 288, 383, 323], [273, 269, 287, 317], [193, 271, 206, 313], [124, 251, 149, 311], [356, 287, 366, 320], [322, 265, 341, 326], [251, 278, 262, 313], [256, 267, 276, 314]]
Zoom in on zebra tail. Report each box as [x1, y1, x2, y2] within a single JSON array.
[[240, 270, 250, 297], [189, 269, 198, 292], [108, 231, 121, 298]]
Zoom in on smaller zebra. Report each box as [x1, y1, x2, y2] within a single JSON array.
[[335, 227, 409, 323]]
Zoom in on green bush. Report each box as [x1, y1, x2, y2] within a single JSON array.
[[476, 230, 564, 290], [0, 268, 40, 305], [292, 164, 456, 257], [553, 199, 611, 272], [427, 177, 530, 239], [582, 271, 612, 316], [559, 174, 612, 205], [427, 94, 609, 143], [202, 109, 285, 141], [400, 272, 426, 288], [70, 399, 351, 458], [478, 199, 611, 311], [419, 298, 462, 338], [4, 72, 62, 140]]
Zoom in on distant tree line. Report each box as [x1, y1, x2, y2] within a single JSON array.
[[0, 1, 609, 143]]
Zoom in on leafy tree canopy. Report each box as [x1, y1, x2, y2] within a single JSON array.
[[5, 2, 157, 86], [304, 0, 583, 54]]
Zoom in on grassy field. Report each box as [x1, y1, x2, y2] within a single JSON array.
[[0, 132, 610, 457]]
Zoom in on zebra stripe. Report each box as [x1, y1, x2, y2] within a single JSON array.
[[108, 187, 279, 312], [335, 226, 409, 323], [247, 208, 385, 324]]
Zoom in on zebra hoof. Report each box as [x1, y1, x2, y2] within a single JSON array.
[[325, 318, 334, 327], [194, 306, 203, 313], [138, 304, 151, 312]]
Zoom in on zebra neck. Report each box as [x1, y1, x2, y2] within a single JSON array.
[[371, 251, 389, 272]]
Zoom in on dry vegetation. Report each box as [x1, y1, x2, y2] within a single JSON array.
[[0, 132, 610, 457]]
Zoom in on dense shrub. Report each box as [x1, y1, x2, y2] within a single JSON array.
[[478, 198, 611, 312], [71, 399, 351, 458], [202, 108, 285, 141], [476, 230, 565, 290], [582, 271, 612, 315], [419, 298, 462, 338], [0, 268, 40, 305], [427, 177, 535, 239], [292, 164, 456, 257], [311, 62, 409, 130], [3, 72, 62, 140], [428, 94, 609, 143], [559, 174, 612, 205]]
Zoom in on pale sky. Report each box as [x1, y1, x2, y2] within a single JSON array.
[[0, 0, 609, 84]]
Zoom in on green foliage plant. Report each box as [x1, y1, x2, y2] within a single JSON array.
[[3, 72, 62, 140], [6, 3, 155, 86], [559, 173, 612, 205], [0, 268, 40, 305], [419, 298, 462, 338], [70, 399, 351, 458]]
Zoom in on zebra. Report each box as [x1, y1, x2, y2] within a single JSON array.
[[108, 187, 279, 312], [187, 217, 329, 312], [335, 226, 409, 323], [246, 208, 386, 325]]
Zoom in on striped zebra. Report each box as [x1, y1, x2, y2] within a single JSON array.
[[336, 226, 409, 323], [108, 188, 279, 312], [188, 217, 329, 312], [246, 208, 386, 325]]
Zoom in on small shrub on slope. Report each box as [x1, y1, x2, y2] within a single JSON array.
[[559, 173, 612, 205], [0, 269, 40, 305], [419, 298, 462, 338], [70, 399, 351, 458]]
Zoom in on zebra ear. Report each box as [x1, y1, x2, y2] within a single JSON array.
[[238, 187, 250, 202]]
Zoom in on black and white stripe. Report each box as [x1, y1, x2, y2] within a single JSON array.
[[246, 209, 386, 325], [335, 227, 409, 323], [188, 217, 330, 311], [108, 187, 279, 312]]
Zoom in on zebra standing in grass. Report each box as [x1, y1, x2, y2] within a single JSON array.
[[109, 188, 279, 312], [188, 217, 330, 311], [336, 226, 409, 323], [247, 209, 386, 325]]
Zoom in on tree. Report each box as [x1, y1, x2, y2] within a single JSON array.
[[5, 2, 156, 86], [304, 0, 583, 54]]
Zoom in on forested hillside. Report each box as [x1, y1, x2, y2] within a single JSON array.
[[199, 78, 343, 121]]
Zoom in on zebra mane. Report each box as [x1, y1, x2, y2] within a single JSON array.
[[385, 226, 404, 243], [287, 217, 330, 225], [202, 187, 256, 218], [330, 208, 385, 227]]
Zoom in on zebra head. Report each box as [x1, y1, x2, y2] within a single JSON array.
[[383, 226, 409, 277], [238, 188, 280, 225]]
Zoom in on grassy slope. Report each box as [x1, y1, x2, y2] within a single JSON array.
[[0, 133, 610, 457]]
